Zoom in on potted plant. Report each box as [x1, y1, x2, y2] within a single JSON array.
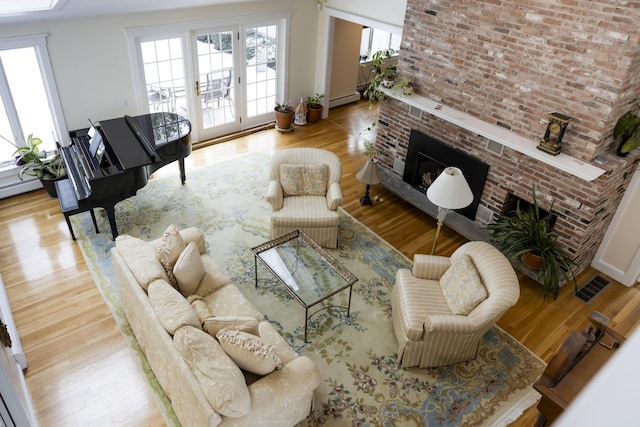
[[392, 76, 414, 96], [13, 133, 66, 197], [305, 93, 325, 123], [362, 49, 397, 108], [274, 101, 294, 130], [613, 106, 640, 156], [485, 186, 578, 300]]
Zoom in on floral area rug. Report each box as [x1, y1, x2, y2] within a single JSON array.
[[71, 151, 545, 427]]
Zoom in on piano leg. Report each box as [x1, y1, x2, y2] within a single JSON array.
[[61, 209, 99, 240], [89, 210, 100, 235], [64, 215, 77, 241], [103, 204, 119, 240], [179, 157, 186, 185]]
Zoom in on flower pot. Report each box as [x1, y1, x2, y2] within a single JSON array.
[[40, 177, 64, 198], [306, 105, 323, 123], [274, 108, 294, 130], [521, 251, 544, 270], [616, 142, 630, 157]]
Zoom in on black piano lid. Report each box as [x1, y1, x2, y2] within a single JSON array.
[[99, 117, 155, 169]]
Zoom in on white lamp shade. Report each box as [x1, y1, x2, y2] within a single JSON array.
[[426, 166, 474, 209], [356, 159, 382, 185]]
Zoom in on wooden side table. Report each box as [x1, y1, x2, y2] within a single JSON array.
[[533, 312, 625, 426]]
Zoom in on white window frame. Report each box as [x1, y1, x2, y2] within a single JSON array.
[[0, 34, 68, 149], [125, 11, 290, 142], [0, 34, 68, 198]]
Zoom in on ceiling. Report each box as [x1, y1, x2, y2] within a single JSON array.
[[0, 0, 256, 24]]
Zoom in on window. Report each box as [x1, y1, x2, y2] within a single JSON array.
[[0, 35, 65, 167], [128, 14, 288, 140], [244, 24, 278, 118], [140, 37, 186, 116], [359, 27, 401, 62]]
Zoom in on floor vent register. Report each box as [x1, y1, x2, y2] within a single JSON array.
[[574, 275, 610, 303]]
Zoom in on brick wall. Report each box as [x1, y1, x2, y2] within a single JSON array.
[[376, 0, 640, 273]]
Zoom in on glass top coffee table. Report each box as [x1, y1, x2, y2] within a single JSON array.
[[251, 229, 358, 342]]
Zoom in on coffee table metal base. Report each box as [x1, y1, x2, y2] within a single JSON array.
[[251, 229, 358, 343]]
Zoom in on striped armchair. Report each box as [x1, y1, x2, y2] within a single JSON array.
[[391, 241, 520, 368], [266, 148, 344, 248]]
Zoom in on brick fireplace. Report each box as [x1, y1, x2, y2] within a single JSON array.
[[374, 0, 640, 273]]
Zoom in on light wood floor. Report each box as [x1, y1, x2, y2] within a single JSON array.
[[1, 100, 639, 426]]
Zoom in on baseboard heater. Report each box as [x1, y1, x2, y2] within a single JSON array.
[[329, 91, 361, 109], [0, 178, 42, 200]]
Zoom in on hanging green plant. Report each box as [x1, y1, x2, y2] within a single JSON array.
[[613, 107, 640, 156], [362, 49, 397, 108]]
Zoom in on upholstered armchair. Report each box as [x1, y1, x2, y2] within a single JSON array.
[[266, 148, 344, 248], [391, 241, 520, 368]]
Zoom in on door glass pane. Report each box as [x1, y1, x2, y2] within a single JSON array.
[[0, 48, 56, 162], [196, 32, 235, 129], [141, 38, 187, 117], [245, 24, 277, 118]]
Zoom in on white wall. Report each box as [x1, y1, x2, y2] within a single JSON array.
[[0, 0, 404, 133], [0, 0, 317, 133], [324, 0, 407, 28]]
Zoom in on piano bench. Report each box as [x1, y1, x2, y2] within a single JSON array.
[[55, 179, 99, 240]]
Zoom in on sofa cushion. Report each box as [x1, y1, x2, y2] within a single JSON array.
[[203, 285, 265, 321], [280, 164, 328, 196], [156, 224, 186, 287], [173, 242, 205, 296], [174, 326, 251, 418], [216, 329, 283, 376], [115, 234, 169, 291], [204, 316, 260, 337], [439, 255, 487, 315], [148, 279, 200, 335], [187, 295, 211, 324]]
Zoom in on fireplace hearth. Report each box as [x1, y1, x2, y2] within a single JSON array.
[[403, 130, 489, 220]]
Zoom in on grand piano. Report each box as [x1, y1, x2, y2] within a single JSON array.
[[56, 112, 192, 240]]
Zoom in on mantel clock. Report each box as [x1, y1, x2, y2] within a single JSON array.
[[537, 112, 571, 156]]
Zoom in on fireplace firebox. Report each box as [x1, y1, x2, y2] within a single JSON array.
[[403, 130, 489, 220]]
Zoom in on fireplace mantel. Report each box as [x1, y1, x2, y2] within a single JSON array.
[[382, 89, 606, 182]]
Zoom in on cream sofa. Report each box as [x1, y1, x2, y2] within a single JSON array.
[[112, 226, 321, 427]]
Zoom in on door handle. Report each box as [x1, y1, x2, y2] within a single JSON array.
[[195, 81, 201, 96]]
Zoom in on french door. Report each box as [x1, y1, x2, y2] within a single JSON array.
[[191, 29, 239, 140], [129, 16, 287, 142]]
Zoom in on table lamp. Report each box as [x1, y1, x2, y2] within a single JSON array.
[[426, 166, 473, 254], [356, 158, 382, 205]]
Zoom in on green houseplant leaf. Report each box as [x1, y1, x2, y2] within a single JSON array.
[[486, 186, 578, 300], [614, 109, 640, 155], [13, 134, 66, 181]]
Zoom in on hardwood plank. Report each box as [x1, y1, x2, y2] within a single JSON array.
[[0, 99, 637, 426]]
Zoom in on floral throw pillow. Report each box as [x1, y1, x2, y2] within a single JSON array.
[[439, 254, 487, 315], [216, 329, 283, 376], [280, 164, 328, 196], [156, 224, 185, 287]]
